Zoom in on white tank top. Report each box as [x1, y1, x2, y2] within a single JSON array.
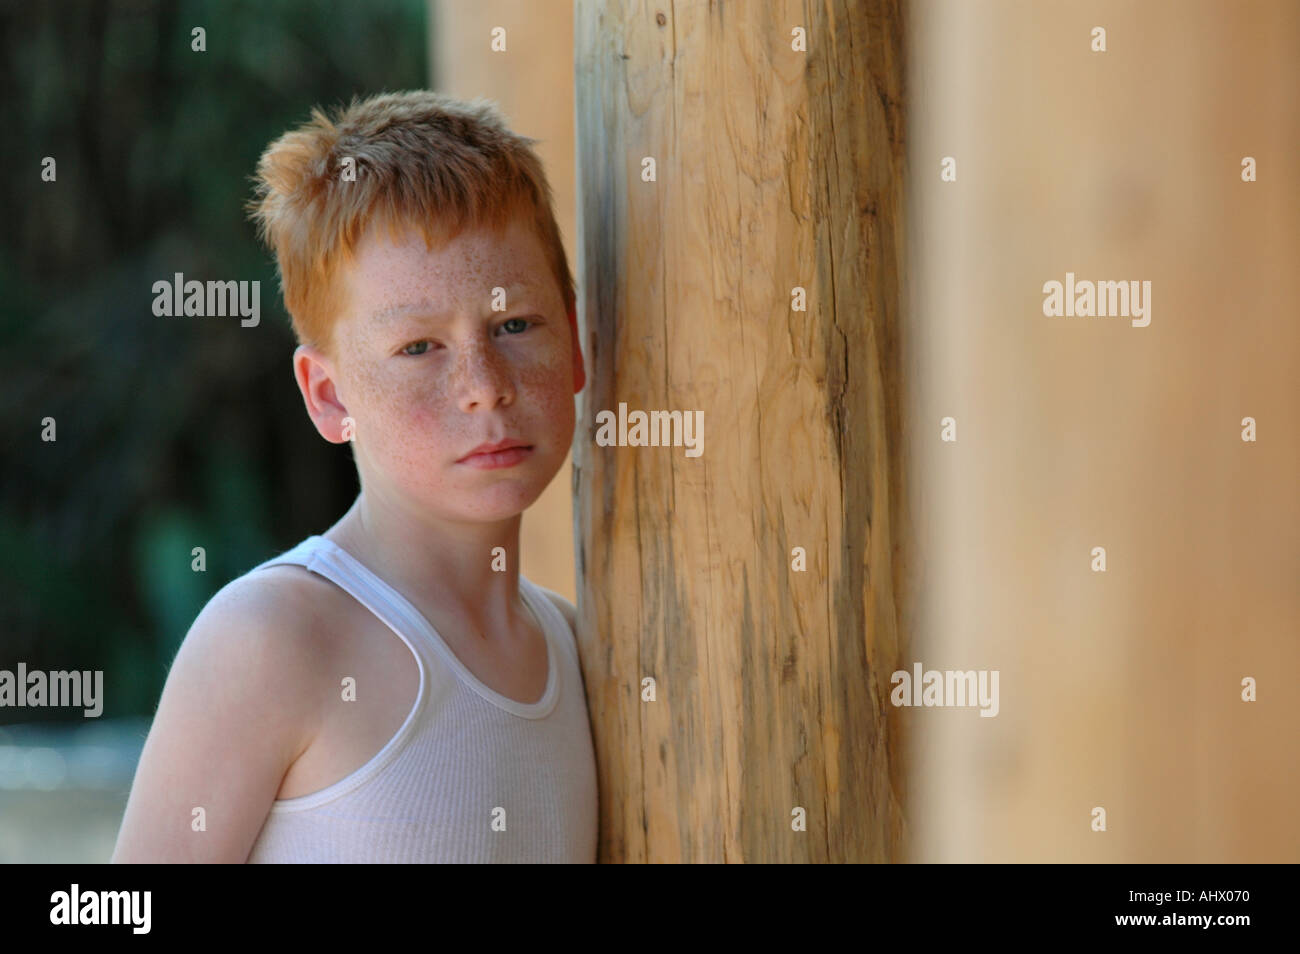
[[241, 535, 598, 863]]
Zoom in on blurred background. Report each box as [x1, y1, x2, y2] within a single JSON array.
[[904, 0, 1299, 860], [0, 0, 587, 863], [2, 0, 1296, 863]]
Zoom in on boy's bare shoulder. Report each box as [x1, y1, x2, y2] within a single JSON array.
[[176, 565, 345, 694], [203, 563, 339, 625], [198, 565, 325, 634]]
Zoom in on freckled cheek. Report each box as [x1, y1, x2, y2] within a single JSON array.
[[515, 353, 577, 438], [348, 373, 451, 444], [394, 385, 459, 440], [518, 336, 570, 389]]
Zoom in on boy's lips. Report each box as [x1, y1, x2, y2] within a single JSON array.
[[456, 439, 534, 469]]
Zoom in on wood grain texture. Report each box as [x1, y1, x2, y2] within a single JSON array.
[[574, 0, 910, 863]]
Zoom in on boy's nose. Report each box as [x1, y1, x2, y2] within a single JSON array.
[[455, 343, 515, 411]]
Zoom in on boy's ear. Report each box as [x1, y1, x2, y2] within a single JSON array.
[[567, 301, 586, 394], [293, 344, 352, 444]]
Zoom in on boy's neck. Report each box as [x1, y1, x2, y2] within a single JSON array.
[[321, 491, 527, 639]]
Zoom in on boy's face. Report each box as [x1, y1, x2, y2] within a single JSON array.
[[294, 213, 584, 525]]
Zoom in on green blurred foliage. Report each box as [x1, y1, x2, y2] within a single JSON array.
[[0, 0, 429, 722]]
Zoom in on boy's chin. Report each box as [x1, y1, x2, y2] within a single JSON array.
[[432, 484, 547, 523]]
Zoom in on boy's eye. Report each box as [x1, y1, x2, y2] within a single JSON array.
[[400, 319, 531, 356]]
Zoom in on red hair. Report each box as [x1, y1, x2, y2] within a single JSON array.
[[246, 90, 574, 352]]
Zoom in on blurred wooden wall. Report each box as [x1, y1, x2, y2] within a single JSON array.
[[906, 0, 1300, 862], [429, 0, 578, 603]]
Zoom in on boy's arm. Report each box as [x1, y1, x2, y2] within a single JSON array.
[[110, 576, 322, 863]]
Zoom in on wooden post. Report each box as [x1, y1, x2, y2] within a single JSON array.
[[574, 0, 909, 862]]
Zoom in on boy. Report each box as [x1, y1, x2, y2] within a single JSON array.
[[111, 91, 597, 862]]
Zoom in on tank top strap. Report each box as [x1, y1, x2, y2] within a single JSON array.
[[250, 536, 568, 720], [517, 576, 581, 669], [249, 535, 429, 648]]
